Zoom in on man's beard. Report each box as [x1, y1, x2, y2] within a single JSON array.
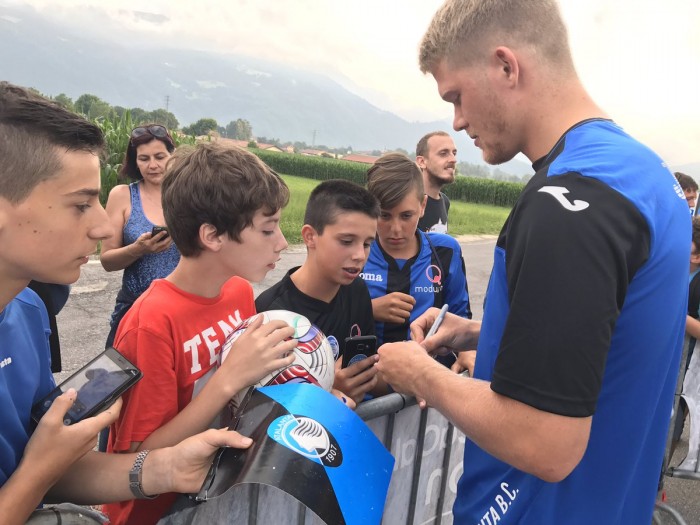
[[426, 166, 455, 188]]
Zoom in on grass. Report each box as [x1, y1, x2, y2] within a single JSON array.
[[447, 199, 511, 236], [279, 174, 510, 244]]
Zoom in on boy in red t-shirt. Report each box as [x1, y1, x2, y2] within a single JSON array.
[[105, 142, 298, 525]]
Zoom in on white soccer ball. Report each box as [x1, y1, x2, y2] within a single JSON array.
[[220, 310, 335, 391]]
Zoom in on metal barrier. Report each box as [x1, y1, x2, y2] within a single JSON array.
[[653, 335, 696, 525], [159, 391, 465, 525]]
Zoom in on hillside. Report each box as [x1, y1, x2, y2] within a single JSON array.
[[0, 3, 533, 177]]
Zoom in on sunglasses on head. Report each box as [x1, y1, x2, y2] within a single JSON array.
[[130, 125, 169, 140]]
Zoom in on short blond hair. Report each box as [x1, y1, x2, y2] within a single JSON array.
[[419, 0, 573, 73]]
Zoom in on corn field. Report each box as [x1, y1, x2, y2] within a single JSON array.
[[444, 176, 523, 208], [252, 149, 369, 185], [94, 117, 522, 208], [254, 149, 522, 208]]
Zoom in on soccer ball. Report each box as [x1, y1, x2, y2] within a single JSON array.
[[220, 310, 335, 391]]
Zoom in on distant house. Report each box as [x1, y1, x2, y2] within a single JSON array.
[[343, 154, 379, 165], [256, 142, 283, 153], [213, 137, 285, 153], [301, 148, 326, 157], [215, 137, 249, 149]]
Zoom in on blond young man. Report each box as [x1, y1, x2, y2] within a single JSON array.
[[0, 82, 256, 525], [104, 143, 298, 525], [376, 1, 689, 523], [415, 131, 457, 233]]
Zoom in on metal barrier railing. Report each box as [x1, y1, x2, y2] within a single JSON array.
[[653, 335, 695, 525]]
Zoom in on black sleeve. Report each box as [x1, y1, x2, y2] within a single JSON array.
[[491, 172, 650, 417]]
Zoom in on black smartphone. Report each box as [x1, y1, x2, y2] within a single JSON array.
[[31, 347, 142, 426], [342, 335, 378, 368], [151, 226, 169, 238]]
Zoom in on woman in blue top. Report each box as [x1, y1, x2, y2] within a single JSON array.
[[362, 153, 472, 368], [101, 125, 180, 348]]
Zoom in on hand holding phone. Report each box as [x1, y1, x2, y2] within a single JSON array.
[[342, 335, 378, 368], [151, 226, 169, 238], [31, 347, 142, 426]]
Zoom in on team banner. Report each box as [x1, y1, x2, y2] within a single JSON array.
[[197, 384, 394, 525]]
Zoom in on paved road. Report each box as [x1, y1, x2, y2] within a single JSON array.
[[55, 236, 697, 524]]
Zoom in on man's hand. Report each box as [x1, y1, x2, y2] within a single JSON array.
[[333, 355, 379, 405], [410, 307, 480, 356], [376, 341, 443, 398], [451, 350, 477, 376], [371, 292, 415, 323]]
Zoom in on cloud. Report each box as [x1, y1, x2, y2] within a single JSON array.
[[8, 0, 700, 164]]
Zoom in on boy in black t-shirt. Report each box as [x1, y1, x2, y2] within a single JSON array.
[[256, 180, 386, 405]]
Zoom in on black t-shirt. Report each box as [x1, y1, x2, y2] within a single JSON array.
[[417, 192, 450, 233], [255, 267, 375, 358]]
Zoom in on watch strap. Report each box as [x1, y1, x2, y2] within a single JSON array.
[[129, 449, 157, 499]]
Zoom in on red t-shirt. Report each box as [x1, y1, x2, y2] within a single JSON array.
[[103, 277, 255, 525]]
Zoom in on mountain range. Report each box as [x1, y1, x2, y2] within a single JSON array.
[[0, 3, 535, 177]]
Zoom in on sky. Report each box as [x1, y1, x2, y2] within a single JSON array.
[[7, 0, 700, 166]]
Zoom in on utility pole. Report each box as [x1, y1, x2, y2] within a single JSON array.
[[312, 129, 317, 147], [164, 95, 170, 112]]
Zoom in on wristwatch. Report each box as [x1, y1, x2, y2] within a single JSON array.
[[129, 450, 158, 499]]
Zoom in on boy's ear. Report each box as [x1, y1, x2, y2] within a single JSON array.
[[301, 224, 318, 249], [199, 223, 223, 252]]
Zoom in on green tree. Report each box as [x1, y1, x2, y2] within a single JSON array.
[[129, 107, 149, 124], [182, 118, 218, 136], [225, 118, 253, 140], [112, 106, 127, 119], [53, 93, 75, 112], [147, 108, 179, 130], [457, 161, 490, 179], [74, 93, 112, 120]]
